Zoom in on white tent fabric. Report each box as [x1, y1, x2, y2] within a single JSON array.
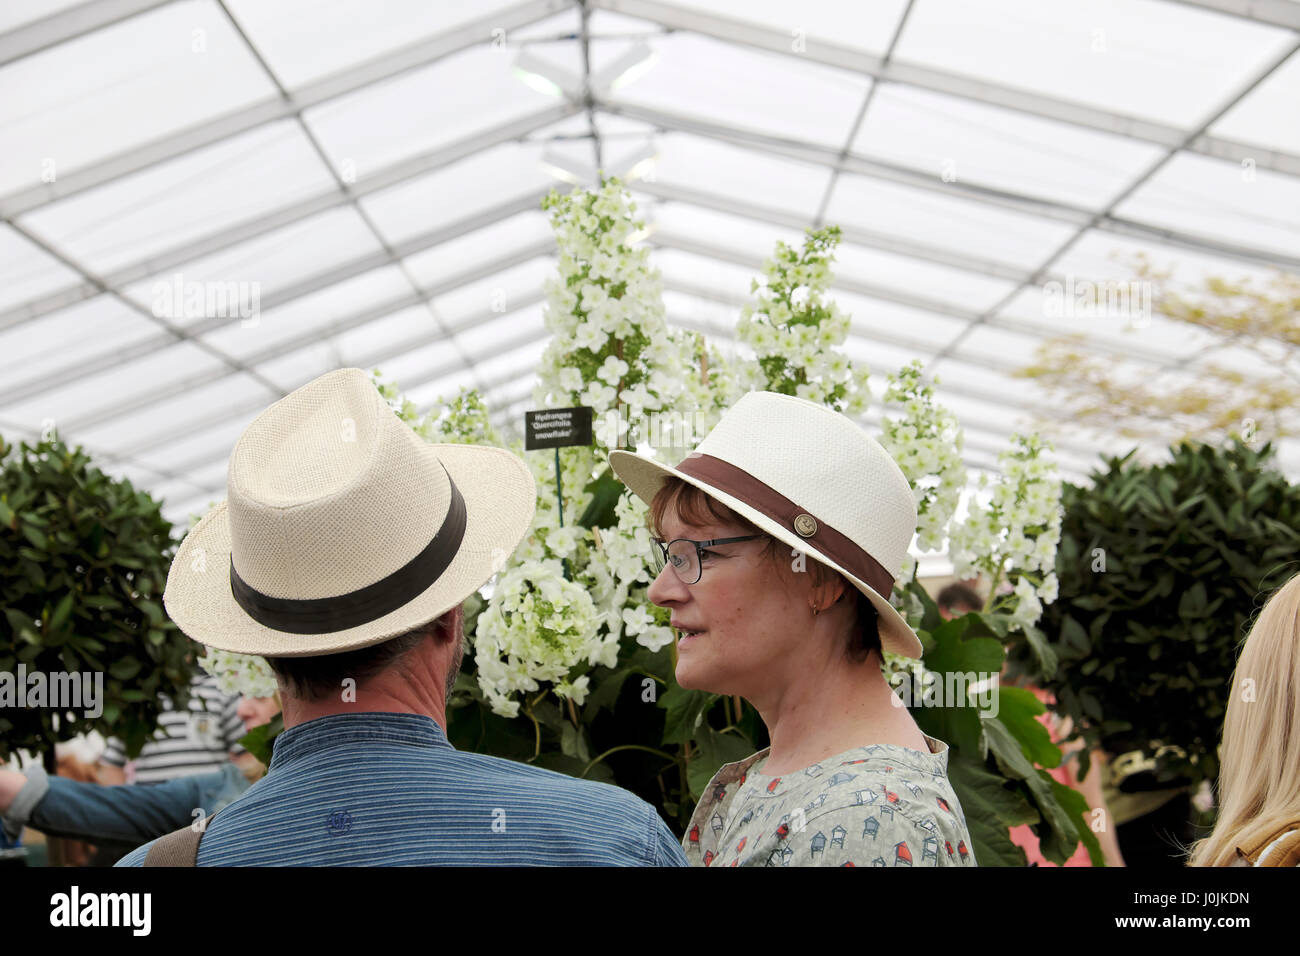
[[1, 0, 1296, 533]]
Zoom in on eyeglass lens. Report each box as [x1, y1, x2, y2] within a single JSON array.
[[652, 539, 700, 584]]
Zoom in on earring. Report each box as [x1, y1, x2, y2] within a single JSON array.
[[811, 603, 820, 617]]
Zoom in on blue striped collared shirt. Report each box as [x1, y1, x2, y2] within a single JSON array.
[[116, 712, 687, 866]]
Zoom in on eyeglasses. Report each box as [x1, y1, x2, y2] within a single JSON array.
[[650, 534, 766, 585]]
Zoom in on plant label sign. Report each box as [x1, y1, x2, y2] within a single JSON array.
[[524, 407, 593, 450]]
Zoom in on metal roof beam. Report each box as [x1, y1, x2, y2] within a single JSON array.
[[590, 0, 1300, 176], [929, 32, 1300, 370], [105, 241, 555, 458], [0, 191, 553, 408], [139, 316, 551, 481], [631, 179, 1032, 282], [0, 0, 173, 67], [604, 100, 1300, 271], [651, 230, 1194, 373], [0, 0, 571, 217], [0, 104, 579, 334], [58, 282, 545, 436], [1158, 0, 1300, 30]]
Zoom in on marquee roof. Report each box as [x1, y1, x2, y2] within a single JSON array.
[[1, 0, 1297, 534]]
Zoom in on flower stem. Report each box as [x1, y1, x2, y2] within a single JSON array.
[[524, 690, 548, 760], [581, 744, 676, 778], [983, 564, 1003, 613]]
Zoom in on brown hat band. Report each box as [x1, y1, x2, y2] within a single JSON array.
[[674, 453, 896, 599]]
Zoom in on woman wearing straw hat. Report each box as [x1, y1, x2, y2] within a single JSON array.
[[609, 391, 976, 867]]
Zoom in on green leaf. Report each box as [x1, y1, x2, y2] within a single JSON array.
[[1016, 623, 1058, 680], [993, 686, 1061, 769], [948, 754, 1038, 827], [659, 685, 716, 746], [109, 657, 142, 681], [49, 592, 74, 632], [924, 614, 1005, 675], [21, 524, 47, 550], [559, 721, 591, 762], [983, 717, 1079, 863], [1050, 777, 1105, 866], [582, 667, 633, 719], [238, 712, 284, 766], [577, 467, 624, 530], [686, 725, 752, 800]]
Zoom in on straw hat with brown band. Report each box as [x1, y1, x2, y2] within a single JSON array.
[[609, 390, 923, 659]]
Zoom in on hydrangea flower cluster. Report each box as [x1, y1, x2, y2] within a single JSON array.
[[472, 560, 603, 717], [471, 179, 693, 716], [947, 433, 1063, 629], [879, 360, 967, 553], [534, 177, 684, 452], [736, 225, 870, 416], [197, 649, 279, 699]]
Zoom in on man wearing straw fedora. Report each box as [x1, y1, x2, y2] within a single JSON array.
[[115, 368, 687, 866]]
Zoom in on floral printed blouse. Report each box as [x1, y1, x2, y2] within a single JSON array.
[[682, 732, 977, 868]]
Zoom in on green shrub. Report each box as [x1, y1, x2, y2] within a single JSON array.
[[0, 435, 196, 766], [1019, 439, 1300, 788]]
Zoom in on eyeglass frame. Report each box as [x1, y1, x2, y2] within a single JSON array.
[[651, 534, 768, 585]]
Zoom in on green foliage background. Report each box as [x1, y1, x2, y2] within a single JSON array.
[[0, 435, 196, 767], [1014, 439, 1300, 792]]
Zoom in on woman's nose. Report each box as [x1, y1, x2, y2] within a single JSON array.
[[647, 563, 687, 606]]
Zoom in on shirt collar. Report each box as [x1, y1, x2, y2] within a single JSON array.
[[726, 733, 951, 781], [268, 712, 453, 772]]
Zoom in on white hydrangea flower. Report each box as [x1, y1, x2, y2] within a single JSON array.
[[879, 361, 966, 555], [472, 560, 603, 716], [198, 649, 278, 699], [637, 625, 676, 652], [946, 432, 1063, 631], [621, 605, 654, 636], [557, 366, 584, 393], [597, 355, 630, 386], [547, 524, 581, 557], [1011, 575, 1044, 630]]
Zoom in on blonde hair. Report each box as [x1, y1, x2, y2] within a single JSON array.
[[1188, 572, 1300, 866]]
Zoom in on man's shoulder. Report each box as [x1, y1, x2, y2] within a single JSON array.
[[115, 841, 155, 867], [449, 750, 653, 812]]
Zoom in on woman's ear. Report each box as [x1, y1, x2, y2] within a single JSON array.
[[810, 574, 851, 614]]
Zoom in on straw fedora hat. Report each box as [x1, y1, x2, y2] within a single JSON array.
[[608, 391, 923, 659], [163, 368, 536, 657]]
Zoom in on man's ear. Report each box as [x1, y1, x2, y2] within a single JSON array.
[[435, 603, 465, 644]]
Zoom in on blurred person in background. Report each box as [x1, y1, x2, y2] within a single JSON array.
[[94, 670, 245, 786], [0, 694, 277, 861], [936, 582, 981, 620]]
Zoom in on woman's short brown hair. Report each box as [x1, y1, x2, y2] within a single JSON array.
[[648, 477, 881, 663]]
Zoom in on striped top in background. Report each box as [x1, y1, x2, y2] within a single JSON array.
[[116, 712, 688, 866], [101, 673, 245, 783]]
